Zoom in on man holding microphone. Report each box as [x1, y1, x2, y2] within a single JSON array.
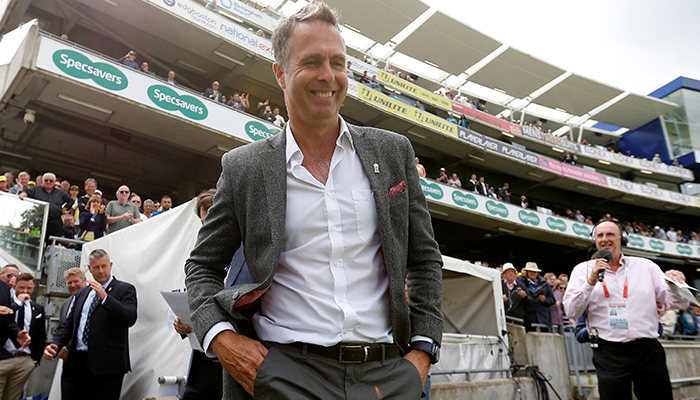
[[563, 220, 688, 400]]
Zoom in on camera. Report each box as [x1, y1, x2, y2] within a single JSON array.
[[23, 109, 36, 125]]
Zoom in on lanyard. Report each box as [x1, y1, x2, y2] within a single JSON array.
[[601, 263, 629, 300]]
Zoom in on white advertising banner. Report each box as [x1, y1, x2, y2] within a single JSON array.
[[608, 177, 697, 207], [578, 144, 693, 180], [211, 0, 280, 32], [145, 0, 275, 61], [34, 36, 281, 144], [420, 178, 700, 260]]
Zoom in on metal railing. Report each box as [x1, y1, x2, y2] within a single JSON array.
[[431, 368, 512, 382]]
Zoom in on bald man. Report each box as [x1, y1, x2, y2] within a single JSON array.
[[104, 185, 141, 234]]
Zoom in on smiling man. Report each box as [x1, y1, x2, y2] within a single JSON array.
[[45, 249, 137, 400], [563, 220, 688, 400], [185, 2, 443, 399]]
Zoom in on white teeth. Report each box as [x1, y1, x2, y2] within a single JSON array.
[[316, 92, 332, 98]]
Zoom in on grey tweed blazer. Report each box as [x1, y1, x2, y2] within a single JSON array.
[[185, 122, 443, 398]]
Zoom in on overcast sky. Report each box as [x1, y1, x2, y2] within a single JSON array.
[[430, 0, 700, 96]]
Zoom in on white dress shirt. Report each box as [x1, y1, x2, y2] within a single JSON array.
[[3, 299, 32, 355], [563, 255, 688, 342], [203, 118, 394, 352], [76, 276, 113, 350]]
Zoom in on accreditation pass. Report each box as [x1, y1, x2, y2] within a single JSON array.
[[609, 303, 628, 328]]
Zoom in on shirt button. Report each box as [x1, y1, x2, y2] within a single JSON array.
[[339, 298, 343, 303], [334, 261, 339, 267], [326, 191, 332, 196], [331, 226, 337, 232]]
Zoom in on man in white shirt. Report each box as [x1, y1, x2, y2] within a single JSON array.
[[563, 220, 687, 400], [185, 2, 443, 399]]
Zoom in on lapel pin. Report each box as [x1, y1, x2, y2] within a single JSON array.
[[108, 287, 112, 292], [373, 163, 379, 174]]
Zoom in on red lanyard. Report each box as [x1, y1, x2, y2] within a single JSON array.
[[601, 265, 629, 299]]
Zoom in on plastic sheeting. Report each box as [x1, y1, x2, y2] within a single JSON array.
[[431, 333, 509, 383], [48, 199, 201, 399]]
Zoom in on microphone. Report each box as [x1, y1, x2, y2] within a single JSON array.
[[594, 249, 613, 282]]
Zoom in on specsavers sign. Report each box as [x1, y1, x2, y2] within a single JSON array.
[[421, 177, 700, 260], [35, 36, 279, 143]]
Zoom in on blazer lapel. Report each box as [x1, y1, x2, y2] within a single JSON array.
[[260, 130, 287, 247]]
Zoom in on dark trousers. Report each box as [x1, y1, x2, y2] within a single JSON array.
[[253, 343, 423, 400], [62, 350, 124, 400], [182, 350, 223, 400], [592, 338, 673, 400]]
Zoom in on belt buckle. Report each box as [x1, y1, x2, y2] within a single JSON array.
[[339, 345, 369, 364]]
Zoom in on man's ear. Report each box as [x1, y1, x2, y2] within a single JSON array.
[[273, 63, 285, 89]]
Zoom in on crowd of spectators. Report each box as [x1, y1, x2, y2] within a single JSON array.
[[1, 169, 175, 242]]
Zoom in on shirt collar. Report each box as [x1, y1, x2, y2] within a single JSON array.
[[285, 116, 353, 165], [101, 276, 114, 289]]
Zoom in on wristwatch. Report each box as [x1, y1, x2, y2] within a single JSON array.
[[410, 340, 440, 364]]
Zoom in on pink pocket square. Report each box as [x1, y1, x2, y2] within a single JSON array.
[[388, 181, 407, 197]]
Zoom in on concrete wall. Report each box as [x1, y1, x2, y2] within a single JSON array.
[[662, 340, 700, 400], [507, 323, 529, 366], [526, 332, 573, 400], [432, 377, 538, 400]]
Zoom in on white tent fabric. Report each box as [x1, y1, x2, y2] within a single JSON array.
[[48, 199, 201, 399]]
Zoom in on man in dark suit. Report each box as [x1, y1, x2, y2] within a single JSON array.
[[56, 267, 87, 365], [44, 249, 137, 400], [0, 273, 45, 399], [185, 2, 443, 399]]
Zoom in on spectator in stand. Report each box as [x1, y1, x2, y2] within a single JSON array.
[[466, 174, 477, 193], [8, 171, 29, 194], [520, 195, 529, 209], [19, 172, 73, 241], [204, 81, 222, 102], [60, 180, 70, 193], [140, 62, 155, 76], [130, 194, 147, 220], [561, 151, 577, 165], [447, 173, 461, 188], [672, 159, 681, 167], [652, 153, 662, 163], [259, 105, 276, 123], [62, 214, 80, 239], [0, 176, 7, 192], [498, 183, 511, 203], [652, 226, 667, 240], [3, 172, 13, 188], [658, 303, 677, 339], [572, 210, 584, 223], [488, 187, 498, 199], [476, 177, 488, 196], [105, 185, 141, 234], [666, 227, 677, 242], [345, 61, 353, 78], [227, 92, 244, 110], [151, 195, 172, 216], [254, 99, 271, 117], [142, 199, 155, 219], [165, 71, 178, 86], [370, 75, 379, 89], [675, 306, 699, 338], [677, 230, 688, 243], [435, 168, 448, 184], [221, 95, 227, 105], [413, 100, 424, 110], [558, 274, 569, 282], [359, 71, 370, 84], [565, 209, 576, 220], [206, 0, 220, 13], [78, 195, 106, 241], [502, 263, 530, 320], [118, 50, 138, 69], [414, 157, 426, 178], [544, 273, 564, 328], [388, 90, 398, 99], [77, 178, 106, 214], [518, 262, 555, 331], [272, 107, 285, 127], [458, 114, 470, 129], [384, 63, 396, 75], [445, 113, 458, 124]]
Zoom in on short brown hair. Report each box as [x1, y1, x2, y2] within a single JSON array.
[[16, 273, 35, 284], [271, 1, 341, 69], [195, 189, 217, 218]]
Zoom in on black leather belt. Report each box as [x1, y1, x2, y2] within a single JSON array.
[[286, 342, 401, 364]]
